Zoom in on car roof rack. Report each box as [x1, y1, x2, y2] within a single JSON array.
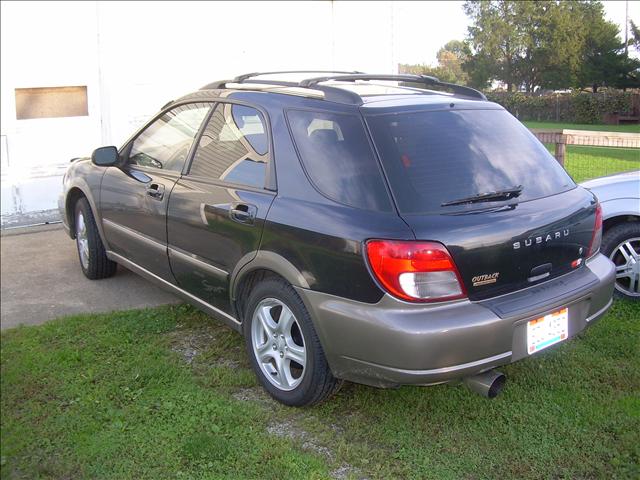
[[201, 71, 487, 104], [300, 74, 487, 100], [201, 70, 363, 89], [202, 71, 365, 104]]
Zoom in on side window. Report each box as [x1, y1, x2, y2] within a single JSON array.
[[189, 103, 269, 189], [286, 109, 392, 212], [129, 103, 211, 172]]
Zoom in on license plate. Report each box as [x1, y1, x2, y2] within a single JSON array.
[[527, 308, 568, 354]]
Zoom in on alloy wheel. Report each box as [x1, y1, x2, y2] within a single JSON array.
[[76, 211, 90, 269], [251, 298, 307, 391], [609, 237, 640, 297]]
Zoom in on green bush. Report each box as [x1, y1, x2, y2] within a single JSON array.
[[486, 91, 634, 124]]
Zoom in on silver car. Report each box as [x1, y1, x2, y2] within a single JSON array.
[[581, 171, 640, 299]]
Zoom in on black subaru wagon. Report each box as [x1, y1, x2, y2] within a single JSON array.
[[59, 72, 615, 406]]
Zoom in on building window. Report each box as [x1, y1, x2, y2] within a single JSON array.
[[15, 86, 88, 120]]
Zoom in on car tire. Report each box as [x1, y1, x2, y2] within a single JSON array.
[[243, 276, 342, 406], [74, 197, 117, 280], [600, 221, 639, 300]]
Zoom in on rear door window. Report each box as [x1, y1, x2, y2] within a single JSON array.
[[286, 110, 392, 212], [366, 109, 575, 214], [188, 103, 269, 189]]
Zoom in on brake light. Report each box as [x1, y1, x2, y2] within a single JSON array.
[[587, 202, 603, 258], [365, 240, 467, 302]]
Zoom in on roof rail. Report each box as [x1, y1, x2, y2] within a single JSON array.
[[232, 70, 363, 83], [300, 74, 487, 100], [200, 71, 487, 103], [201, 72, 363, 104], [201, 70, 362, 90]]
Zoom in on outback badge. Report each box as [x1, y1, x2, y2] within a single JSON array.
[[472, 272, 500, 287]]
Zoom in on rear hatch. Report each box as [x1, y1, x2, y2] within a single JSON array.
[[365, 106, 598, 300]]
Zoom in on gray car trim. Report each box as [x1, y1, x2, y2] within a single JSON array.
[[102, 218, 166, 253], [482, 264, 599, 319], [106, 251, 241, 330], [342, 350, 512, 376], [168, 245, 229, 279], [230, 250, 311, 300], [294, 253, 614, 387], [586, 298, 613, 322]]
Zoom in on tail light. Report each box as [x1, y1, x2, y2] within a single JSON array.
[[365, 240, 467, 302], [587, 202, 603, 258]]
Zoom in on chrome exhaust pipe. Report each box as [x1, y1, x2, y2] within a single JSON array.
[[464, 370, 506, 399]]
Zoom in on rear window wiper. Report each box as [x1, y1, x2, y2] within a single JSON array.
[[441, 185, 523, 207]]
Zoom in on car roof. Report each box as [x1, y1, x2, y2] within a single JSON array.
[[173, 81, 499, 114], [176, 72, 489, 109]]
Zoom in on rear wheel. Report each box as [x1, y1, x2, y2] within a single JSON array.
[[243, 277, 342, 406], [74, 198, 117, 280], [601, 222, 639, 300]]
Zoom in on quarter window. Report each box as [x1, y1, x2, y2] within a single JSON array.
[[188, 104, 269, 189], [287, 110, 392, 212], [129, 103, 211, 172]]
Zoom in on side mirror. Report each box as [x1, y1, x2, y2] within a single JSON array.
[[91, 146, 119, 166]]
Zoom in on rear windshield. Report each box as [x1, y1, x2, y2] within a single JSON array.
[[366, 109, 575, 214]]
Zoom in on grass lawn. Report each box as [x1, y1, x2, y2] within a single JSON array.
[[523, 121, 640, 133], [561, 145, 639, 183], [521, 120, 640, 182], [2, 300, 639, 479]]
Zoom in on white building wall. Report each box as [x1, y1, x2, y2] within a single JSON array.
[[0, 1, 397, 226], [1, 2, 103, 223]]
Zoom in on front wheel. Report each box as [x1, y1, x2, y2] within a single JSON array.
[[243, 277, 342, 406], [601, 222, 639, 300], [74, 198, 117, 280]]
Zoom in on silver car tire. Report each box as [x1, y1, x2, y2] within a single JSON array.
[[601, 221, 640, 300], [243, 276, 342, 406], [74, 198, 117, 280]]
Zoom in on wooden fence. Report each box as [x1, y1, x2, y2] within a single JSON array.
[[530, 129, 640, 166]]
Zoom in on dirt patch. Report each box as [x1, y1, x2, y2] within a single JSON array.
[[169, 327, 366, 479], [331, 464, 364, 480], [266, 418, 367, 479], [232, 387, 366, 478], [211, 358, 241, 369], [267, 419, 335, 460], [167, 327, 216, 364], [231, 387, 277, 407]]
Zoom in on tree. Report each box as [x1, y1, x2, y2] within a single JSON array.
[[463, 0, 524, 91], [574, 1, 639, 91], [518, 1, 585, 91], [434, 40, 470, 84], [398, 63, 439, 77], [462, 52, 493, 89], [462, 0, 639, 92], [463, 0, 580, 91], [398, 40, 469, 85], [628, 20, 640, 52]]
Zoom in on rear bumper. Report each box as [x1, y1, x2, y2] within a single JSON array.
[[297, 253, 615, 388]]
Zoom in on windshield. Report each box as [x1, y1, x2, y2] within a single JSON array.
[[366, 109, 575, 214]]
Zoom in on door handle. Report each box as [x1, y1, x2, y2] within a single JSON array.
[[146, 183, 165, 200], [229, 202, 257, 225], [528, 263, 552, 282]]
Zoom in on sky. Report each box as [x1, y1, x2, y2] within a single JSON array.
[[394, 0, 640, 66]]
